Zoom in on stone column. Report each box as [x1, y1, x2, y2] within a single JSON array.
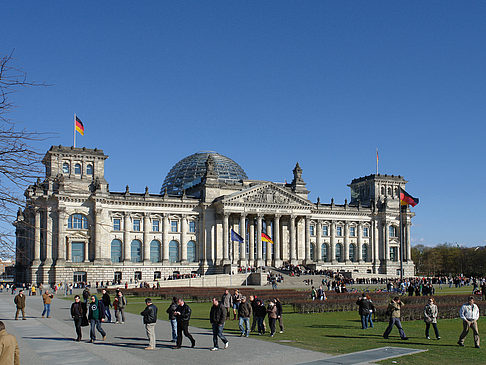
[[406, 222, 412, 261], [181, 214, 188, 263], [123, 213, 130, 262], [163, 214, 169, 263], [316, 221, 322, 262], [273, 215, 281, 267], [304, 217, 311, 263], [94, 208, 103, 263], [33, 208, 41, 264], [384, 222, 390, 261], [223, 213, 230, 264], [357, 223, 363, 262], [265, 218, 272, 266], [373, 219, 379, 271], [344, 222, 350, 263], [249, 217, 255, 263], [83, 239, 88, 263], [256, 214, 263, 266], [45, 207, 53, 264], [239, 214, 247, 265], [57, 208, 66, 265], [66, 237, 71, 261], [330, 222, 336, 263], [143, 213, 150, 263], [289, 215, 296, 264]]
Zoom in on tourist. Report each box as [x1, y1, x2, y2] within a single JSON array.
[[14, 290, 26, 320], [82, 287, 90, 304], [114, 291, 126, 324], [88, 295, 106, 343], [0, 321, 19, 365], [275, 298, 284, 333], [249, 295, 258, 332], [267, 300, 277, 337], [238, 296, 252, 337], [311, 286, 317, 300], [41, 290, 54, 318], [383, 297, 408, 340], [166, 297, 178, 342], [141, 298, 158, 350], [424, 297, 440, 340], [356, 293, 372, 329], [31, 285, 36, 296], [255, 299, 267, 335], [221, 289, 233, 320], [232, 289, 242, 320], [209, 297, 229, 351], [366, 295, 375, 328], [458, 296, 480, 348], [71, 295, 87, 341], [173, 298, 195, 349], [101, 289, 112, 323]]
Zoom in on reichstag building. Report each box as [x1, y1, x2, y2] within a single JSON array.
[[14, 146, 415, 285]]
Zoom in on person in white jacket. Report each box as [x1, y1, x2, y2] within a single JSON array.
[[458, 296, 480, 348]]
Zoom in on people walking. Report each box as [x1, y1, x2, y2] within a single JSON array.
[[458, 296, 480, 348], [14, 290, 26, 320], [383, 297, 408, 340], [141, 298, 158, 350], [101, 289, 112, 323], [274, 298, 284, 333], [114, 291, 126, 324], [173, 298, 195, 349], [221, 290, 233, 320], [41, 290, 54, 318], [255, 299, 267, 335], [424, 297, 440, 340], [267, 300, 277, 337], [249, 295, 258, 332], [209, 297, 229, 351], [82, 287, 90, 304], [88, 295, 106, 343], [0, 321, 19, 365], [166, 297, 178, 342], [238, 296, 252, 337], [71, 295, 87, 341], [356, 293, 372, 329], [232, 289, 242, 320]]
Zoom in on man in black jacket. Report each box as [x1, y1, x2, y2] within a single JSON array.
[[166, 297, 178, 342], [209, 298, 228, 351], [173, 298, 195, 349], [141, 298, 158, 350], [101, 289, 112, 323]]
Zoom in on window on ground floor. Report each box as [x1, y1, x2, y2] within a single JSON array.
[[71, 242, 85, 263], [154, 271, 161, 280], [187, 240, 196, 262], [111, 239, 122, 263], [134, 271, 142, 281], [73, 271, 86, 283]]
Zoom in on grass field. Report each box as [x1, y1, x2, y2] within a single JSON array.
[[61, 286, 484, 364]]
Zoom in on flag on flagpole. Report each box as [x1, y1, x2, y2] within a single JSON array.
[[231, 228, 244, 243], [261, 232, 273, 244], [400, 188, 419, 207], [75, 116, 85, 136]]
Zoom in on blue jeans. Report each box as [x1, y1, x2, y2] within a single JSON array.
[[368, 312, 374, 328], [257, 317, 265, 334], [212, 323, 228, 348], [239, 317, 250, 336], [90, 319, 106, 340], [360, 315, 368, 329], [42, 303, 51, 317], [104, 307, 112, 322], [170, 319, 178, 341], [383, 317, 406, 339]]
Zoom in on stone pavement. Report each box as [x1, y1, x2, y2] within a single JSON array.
[[0, 292, 333, 365]]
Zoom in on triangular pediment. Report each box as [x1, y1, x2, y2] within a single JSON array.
[[222, 183, 313, 207]]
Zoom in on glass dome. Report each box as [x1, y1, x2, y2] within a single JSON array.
[[161, 151, 248, 195]]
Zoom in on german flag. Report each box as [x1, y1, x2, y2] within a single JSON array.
[[400, 188, 419, 207], [261, 232, 273, 244], [75, 116, 85, 136]]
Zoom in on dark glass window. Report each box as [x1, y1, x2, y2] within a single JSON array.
[[152, 220, 160, 232], [150, 240, 161, 263], [188, 221, 196, 233], [87, 164, 93, 175], [71, 242, 84, 262], [133, 219, 141, 231], [169, 240, 179, 262], [131, 240, 142, 262], [187, 240, 196, 262], [74, 163, 81, 174], [68, 214, 88, 229], [113, 218, 121, 231], [111, 239, 122, 263], [63, 162, 70, 174]]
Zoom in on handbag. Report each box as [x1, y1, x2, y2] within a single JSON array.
[[81, 315, 89, 327]]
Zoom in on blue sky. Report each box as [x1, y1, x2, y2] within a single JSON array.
[[3, 1, 486, 247]]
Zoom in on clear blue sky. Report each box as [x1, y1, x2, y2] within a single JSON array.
[[3, 1, 486, 247]]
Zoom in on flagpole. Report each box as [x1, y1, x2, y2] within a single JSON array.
[[376, 148, 378, 175], [399, 203, 404, 282], [73, 113, 76, 148]]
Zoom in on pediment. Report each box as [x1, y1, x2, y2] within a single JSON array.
[[222, 183, 313, 207]]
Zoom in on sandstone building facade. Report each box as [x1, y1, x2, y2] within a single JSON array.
[[14, 146, 415, 285]]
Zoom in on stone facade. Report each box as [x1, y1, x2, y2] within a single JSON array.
[[14, 146, 415, 285]]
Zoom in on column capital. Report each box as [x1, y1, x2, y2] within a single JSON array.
[[240, 213, 247, 218], [257, 213, 264, 218], [274, 213, 281, 219], [290, 214, 296, 220]]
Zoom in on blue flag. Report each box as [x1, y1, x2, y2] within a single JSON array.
[[231, 228, 244, 243]]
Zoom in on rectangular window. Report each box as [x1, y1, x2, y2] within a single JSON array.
[[113, 218, 121, 231], [336, 226, 343, 236], [171, 220, 178, 232], [322, 225, 329, 236], [349, 227, 356, 237], [71, 242, 84, 263], [134, 271, 142, 281], [390, 247, 398, 261], [189, 221, 196, 233], [363, 227, 369, 237], [152, 220, 160, 232], [310, 225, 315, 236], [133, 219, 141, 231]]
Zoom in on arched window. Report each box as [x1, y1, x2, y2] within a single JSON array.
[[349, 244, 356, 262], [362, 244, 368, 262], [389, 225, 397, 238], [187, 240, 196, 262], [381, 186, 385, 195], [387, 187, 392, 195], [150, 240, 161, 263], [63, 162, 70, 174], [87, 164, 93, 175], [321, 243, 328, 262], [68, 214, 88, 229], [310, 243, 315, 260], [74, 163, 82, 174], [336, 243, 343, 262], [169, 240, 179, 263], [111, 239, 122, 263], [131, 240, 142, 262]]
